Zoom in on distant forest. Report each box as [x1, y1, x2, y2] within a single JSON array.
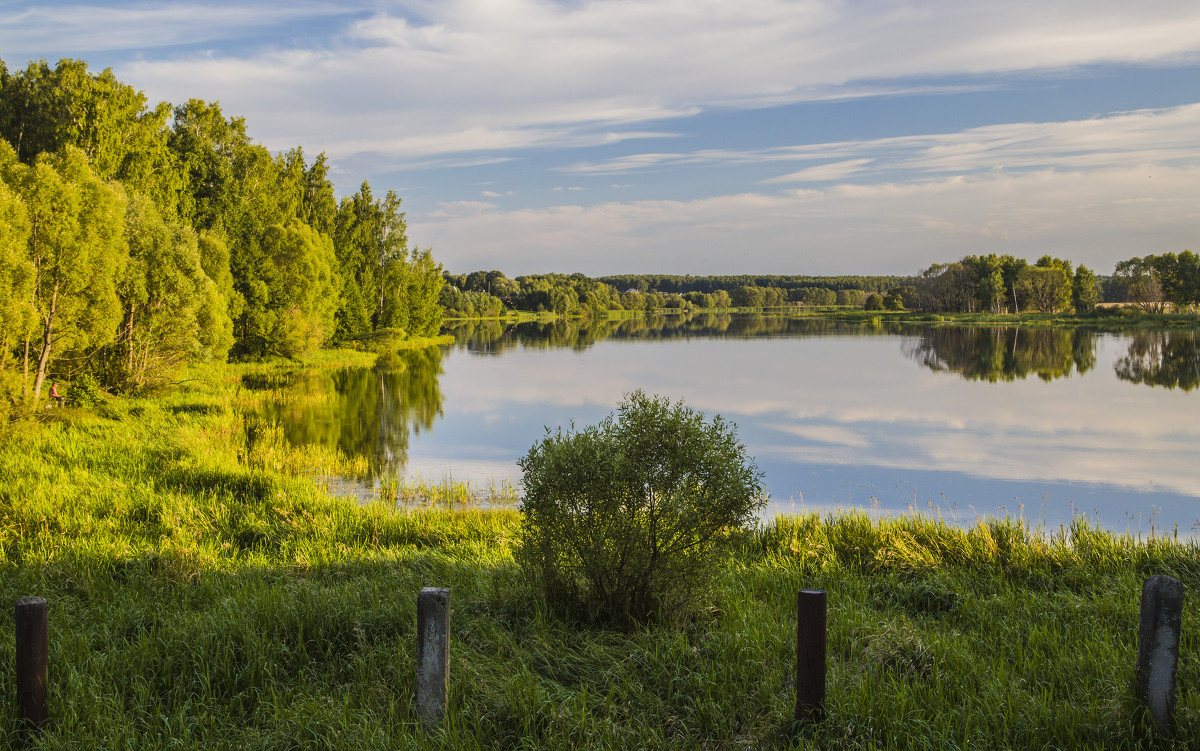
[[0, 57, 443, 403], [441, 250, 1198, 319]]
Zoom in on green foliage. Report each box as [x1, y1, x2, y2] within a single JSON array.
[[0, 157, 33, 370], [110, 192, 232, 388], [1073, 264, 1101, 313], [1114, 331, 1200, 390], [256, 221, 341, 358], [2, 145, 127, 399], [1112, 251, 1200, 313], [0, 56, 447, 388], [905, 326, 1096, 382], [517, 391, 765, 625], [864, 292, 885, 311], [66, 371, 105, 407]]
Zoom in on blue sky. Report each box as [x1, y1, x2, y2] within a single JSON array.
[[3, 1, 1199, 276]]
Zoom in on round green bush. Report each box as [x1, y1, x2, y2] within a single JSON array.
[[517, 391, 765, 626]]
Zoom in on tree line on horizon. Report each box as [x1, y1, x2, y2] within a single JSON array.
[[0, 56, 444, 405], [441, 250, 1197, 319]]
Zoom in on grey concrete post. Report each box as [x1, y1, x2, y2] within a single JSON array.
[[417, 587, 450, 726], [795, 589, 827, 721], [1136, 575, 1183, 734], [15, 596, 49, 729]]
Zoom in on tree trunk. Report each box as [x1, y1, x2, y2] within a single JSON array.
[[22, 334, 31, 400], [32, 276, 60, 401], [125, 306, 136, 376]]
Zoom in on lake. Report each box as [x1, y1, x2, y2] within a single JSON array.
[[260, 314, 1200, 535]]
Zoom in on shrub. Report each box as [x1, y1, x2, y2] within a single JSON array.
[[517, 391, 765, 626], [67, 373, 106, 408]]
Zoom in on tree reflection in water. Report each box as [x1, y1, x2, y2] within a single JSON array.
[[259, 347, 444, 477], [1114, 331, 1200, 391], [902, 326, 1097, 382], [448, 315, 1112, 384], [257, 315, 1196, 490], [442, 313, 889, 353]]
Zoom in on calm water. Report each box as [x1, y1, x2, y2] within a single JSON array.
[[259, 314, 1200, 534]]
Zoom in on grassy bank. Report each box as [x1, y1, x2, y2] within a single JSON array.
[[443, 306, 1200, 333], [0, 362, 1197, 749], [820, 308, 1200, 331]]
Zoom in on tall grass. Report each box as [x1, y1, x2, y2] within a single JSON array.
[[0, 362, 1196, 749]]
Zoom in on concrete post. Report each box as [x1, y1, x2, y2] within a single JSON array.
[[1136, 575, 1183, 734], [417, 587, 450, 726], [15, 596, 49, 729], [795, 589, 827, 721]]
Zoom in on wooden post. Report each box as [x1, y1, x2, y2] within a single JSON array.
[[417, 587, 450, 726], [1136, 575, 1184, 734], [15, 596, 49, 729], [795, 589, 827, 721]]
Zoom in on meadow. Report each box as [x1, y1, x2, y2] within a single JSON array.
[[0, 354, 1197, 749]]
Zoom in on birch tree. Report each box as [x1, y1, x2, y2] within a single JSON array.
[[10, 147, 126, 399]]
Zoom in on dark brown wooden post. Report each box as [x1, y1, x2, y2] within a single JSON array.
[[1137, 575, 1184, 734], [15, 596, 49, 729], [417, 587, 450, 727], [795, 589, 827, 721]]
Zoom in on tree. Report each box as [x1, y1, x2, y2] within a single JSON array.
[[999, 255, 1028, 313], [4, 145, 126, 400], [239, 221, 340, 358], [0, 160, 34, 372], [1112, 256, 1164, 313], [1072, 265, 1100, 314], [395, 247, 445, 337], [0, 59, 178, 209], [864, 292, 884, 311], [918, 262, 973, 312], [517, 391, 765, 625], [730, 285, 764, 308], [1018, 257, 1072, 313], [1142, 251, 1200, 312], [963, 255, 1004, 313], [110, 193, 231, 388], [836, 288, 866, 307]]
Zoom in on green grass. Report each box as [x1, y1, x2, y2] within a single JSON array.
[[0, 363, 1197, 749], [821, 308, 1200, 331]]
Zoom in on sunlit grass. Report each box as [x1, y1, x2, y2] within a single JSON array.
[[0, 360, 1196, 749]]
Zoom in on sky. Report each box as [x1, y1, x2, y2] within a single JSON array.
[[2, 0, 1199, 276]]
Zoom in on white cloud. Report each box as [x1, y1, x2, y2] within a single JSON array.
[[410, 164, 1200, 274], [765, 423, 871, 448], [567, 103, 1200, 180], [762, 159, 875, 184], [65, 0, 1200, 161], [0, 2, 352, 59], [426, 200, 497, 218]]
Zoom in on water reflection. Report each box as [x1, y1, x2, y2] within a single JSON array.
[[902, 327, 1097, 382], [1114, 331, 1200, 391], [260, 314, 1199, 533], [448, 315, 1108, 384], [443, 313, 896, 354], [259, 347, 444, 476]]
